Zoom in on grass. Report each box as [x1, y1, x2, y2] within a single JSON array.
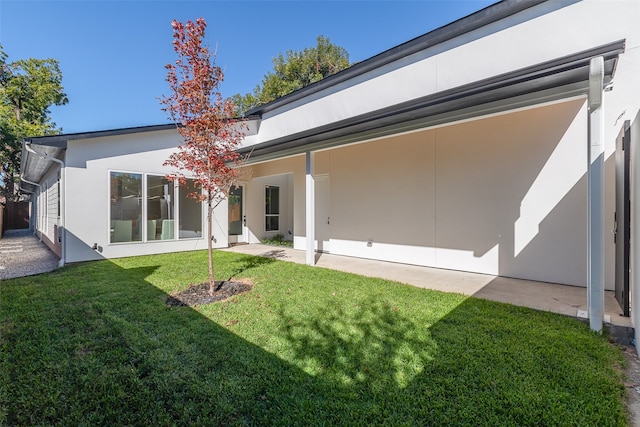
[[0, 250, 628, 426], [260, 233, 293, 247]]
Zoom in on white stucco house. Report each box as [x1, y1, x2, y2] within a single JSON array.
[[20, 0, 640, 334]]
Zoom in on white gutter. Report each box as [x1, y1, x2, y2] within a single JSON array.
[[25, 143, 65, 267], [587, 56, 605, 332], [19, 176, 42, 242]]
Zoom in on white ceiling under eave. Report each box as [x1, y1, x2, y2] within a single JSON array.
[[20, 143, 65, 186]]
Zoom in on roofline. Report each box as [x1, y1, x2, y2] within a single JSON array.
[[246, 0, 548, 116], [24, 114, 262, 147], [25, 123, 178, 148], [238, 40, 625, 160]]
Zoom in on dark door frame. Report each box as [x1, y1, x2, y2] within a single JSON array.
[[614, 119, 631, 317]]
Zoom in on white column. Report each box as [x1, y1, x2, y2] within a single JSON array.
[[305, 151, 315, 265], [588, 56, 605, 332]]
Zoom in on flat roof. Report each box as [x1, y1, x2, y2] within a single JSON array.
[[238, 40, 624, 161], [245, 0, 548, 116]]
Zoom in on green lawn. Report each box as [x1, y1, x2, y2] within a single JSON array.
[[0, 250, 628, 426]]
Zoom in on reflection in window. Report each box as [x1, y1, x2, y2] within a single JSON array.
[[147, 175, 175, 241], [265, 185, 279, 231], [228, 185, 243, 236], [179, 179, 203, 239], [110, 172, 142, 243]]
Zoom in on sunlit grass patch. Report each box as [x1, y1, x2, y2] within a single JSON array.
[[1, 250, 627, 426]]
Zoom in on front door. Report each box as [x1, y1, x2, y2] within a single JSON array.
[[228, 184, 246, 244], [315, 175, 330, 252], [614, 121, 631, 316]]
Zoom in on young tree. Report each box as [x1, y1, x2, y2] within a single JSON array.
[[161, 18, 247, 294], [232, 35, 350, 115], [0, 46, 68, 200]]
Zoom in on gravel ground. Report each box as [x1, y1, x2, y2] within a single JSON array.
[[0, 229, 59, 280]]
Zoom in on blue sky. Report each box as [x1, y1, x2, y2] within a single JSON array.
[[1, 0, 495, 133]]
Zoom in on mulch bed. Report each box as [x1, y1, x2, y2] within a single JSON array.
[[166, 281, 252, 307]]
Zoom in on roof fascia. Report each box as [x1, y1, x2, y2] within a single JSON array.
[[25, 115, 262, 147], [246, 0, 548, 116], [25, 123, 180, 147]]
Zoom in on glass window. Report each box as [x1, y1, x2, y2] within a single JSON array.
[[178, 178, 203, 239], [228, 185, 243, 236], [110, 172, 142, 243], [265, 185, 279, 231], [147, 175, 174, 241]]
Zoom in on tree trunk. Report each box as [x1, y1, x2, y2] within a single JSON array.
[[4, 165, 15, 202], [207, 201, 215, 295]]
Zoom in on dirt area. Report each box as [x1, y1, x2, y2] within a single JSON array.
[[166, 281, 252, 307]]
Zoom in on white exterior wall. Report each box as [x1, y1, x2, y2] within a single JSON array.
[[236, 0, 639, 289], [29, 0, 638, 295], [244, 174, 294, 243], [243, 1, 639, 148], [324, 99, 590, 286], [240, 99, 597, 287], [242, 157, 302, 244], [63, 129, 226, 263]]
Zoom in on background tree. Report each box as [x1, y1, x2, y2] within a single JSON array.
[[0, 46, 68, 200], [232, 35, 350, 115], [161, 18, 247, 294]]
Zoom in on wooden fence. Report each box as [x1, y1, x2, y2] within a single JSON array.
[[3, 201, 30, 231]]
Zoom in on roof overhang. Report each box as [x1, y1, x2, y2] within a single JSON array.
[[19, 118, 261, 191], [246, 0, 550, 117], [19, 142, 65, 191], [19, 123, 181, 189], [238, 40, 625, 163]]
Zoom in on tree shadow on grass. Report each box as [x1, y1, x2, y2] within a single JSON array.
[[225, 253, 276, 280], [6, 258, 446, 425], [278, 297, 438, 391], [276, 294, 627, 425], [2, 259, 626, 426], [1, 260, 309, 425]]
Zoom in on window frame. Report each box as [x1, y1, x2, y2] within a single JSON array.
[[265, 185, 280, 232], [146, 173, 178, 242], [108, 170, 144, 244], [177, 177, 204, 240], [107, 171, 205, 245]]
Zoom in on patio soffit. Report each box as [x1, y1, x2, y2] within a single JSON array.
[[239, 40, 624, 163]]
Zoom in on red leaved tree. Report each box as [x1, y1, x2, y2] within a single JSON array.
[[161, 18, 247, 294]]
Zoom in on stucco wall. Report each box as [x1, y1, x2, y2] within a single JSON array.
[[323, 98, 593, 287], [244, 173, 294, 243], [244, 1, 639, 149], [63, 129, 225, 262], [243, 156, 302, 244]]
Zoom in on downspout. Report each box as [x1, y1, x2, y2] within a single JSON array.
[[19, 176, 42, 242], [587, 56, 605, 332], [25, 143, 66, 267]]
